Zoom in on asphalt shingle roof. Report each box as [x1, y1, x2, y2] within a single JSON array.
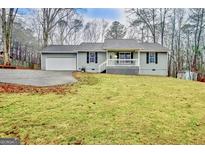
[[139, 42, 170, 51], [103, 39, 144, 50], [103, 39, 170, 51], [42, 45, 79, 53], [42, 39, 170, 53], [77, 43, 104, 51]]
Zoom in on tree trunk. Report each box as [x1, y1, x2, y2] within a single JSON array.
[[43, 31, 48, 47], [1, 8, 17, 65]]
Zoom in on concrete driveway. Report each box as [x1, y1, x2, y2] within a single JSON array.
[[0, 69, 77, 86]]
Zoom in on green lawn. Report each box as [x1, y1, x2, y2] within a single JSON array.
[[1, 72, 205, 144]]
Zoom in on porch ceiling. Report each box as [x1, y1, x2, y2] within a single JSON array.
[[107, 49, 141, 52]]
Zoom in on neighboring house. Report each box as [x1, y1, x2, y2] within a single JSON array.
[[41, 39, 170, 76]]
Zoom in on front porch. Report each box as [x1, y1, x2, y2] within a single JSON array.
[[98, 50, 140, 75]]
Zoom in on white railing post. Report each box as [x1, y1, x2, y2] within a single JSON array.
[[98, 61, 107, 73], [106, 59, 139, 66]]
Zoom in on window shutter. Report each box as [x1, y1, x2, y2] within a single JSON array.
[[116, 52, 119, 59], [155, 52, 158, 64], [131, 52, 133, 59], [146, 52, 149, 64], [87, 52, 89, 63], [95, 52, 98, 63]]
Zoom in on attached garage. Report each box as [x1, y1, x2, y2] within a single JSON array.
[[41, 53, 77, 71], [45, 57, 76, 70], [41, 45, 78, 71]]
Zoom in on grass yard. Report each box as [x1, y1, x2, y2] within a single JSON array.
[[1, 72, 205, 144]]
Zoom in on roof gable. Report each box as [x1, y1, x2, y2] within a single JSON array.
[[103, 39, 144, 50]]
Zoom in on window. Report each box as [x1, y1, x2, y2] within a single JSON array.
[[87, 52, 98, 63], [89, 52, 95, 63], [149, 52, 155, 63], [119, 52, 132, 64], [119, 52, 131, 59]]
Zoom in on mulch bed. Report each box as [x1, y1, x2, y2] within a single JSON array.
[[0, 65, 16, 69], [0, 65, 34, 70], [0, 83, 70, 94], [197, 73, 205, 82]]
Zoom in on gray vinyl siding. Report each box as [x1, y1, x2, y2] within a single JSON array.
[[139, 52, 168, 76], [77, 51, 106, 72], [41, 53, 77, 70]]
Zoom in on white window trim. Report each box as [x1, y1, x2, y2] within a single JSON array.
[[149, 52, 156, 63], [89, 52, 96, 63], [119, 52, 131, 59]]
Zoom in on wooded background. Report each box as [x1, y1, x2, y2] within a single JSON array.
[[0, 8, 205, 76]]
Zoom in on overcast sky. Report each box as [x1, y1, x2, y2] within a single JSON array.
[[79, 8, 126, 23], [18, 8, 127, 24]]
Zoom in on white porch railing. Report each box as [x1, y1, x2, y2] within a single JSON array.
[[98, 61, 107, 73], [98, 59, 139, 73], [107, 59, 139, 66]]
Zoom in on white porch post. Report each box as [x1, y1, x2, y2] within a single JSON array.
[[138, 51, 140, 74], [106, 50, 108, 64], [138, 51, 140, 66]]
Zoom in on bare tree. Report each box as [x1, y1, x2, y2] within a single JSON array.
[[189, 8, 205, 71], [159, 8, 169, 46], [83, 20, 101, 42], [128, 8, 158, 43], [168, 8, 176, 76], [58, 18, 83, 45], [101, 19, 109, 42], [0, 8, 18, 65], [40, 8, 74, 47]]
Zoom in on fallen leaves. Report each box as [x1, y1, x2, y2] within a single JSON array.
[[0, 83, 70, 94]]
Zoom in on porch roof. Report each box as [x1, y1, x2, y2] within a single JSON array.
[[103, 39, 144, 50], [77, 42, 105, 51]]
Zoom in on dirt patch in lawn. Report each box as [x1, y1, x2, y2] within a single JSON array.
[[72, 71, 98, 86], [0, 83, 71, 94]]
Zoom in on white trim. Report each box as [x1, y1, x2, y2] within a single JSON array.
[[106, 50, 108, 61], [149, 52, 156, 64], [138, 51, 140, 74], [89, 51, 96, 63], [107, 59, 139, 66], [119, 52, 132, 60], [138, 51, 140, 66], [76, 51, 78, 70], [41, 54, 43, 70], [98, 61, 107, 73], [119, 51, 132, 54], [78, 50, 106, 52], [141, 50, 169, 52]]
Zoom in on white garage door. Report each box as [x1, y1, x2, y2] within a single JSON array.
[[45, 57, 76, 70]]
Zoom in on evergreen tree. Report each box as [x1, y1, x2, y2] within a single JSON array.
[[105, 21, 126, 39]]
